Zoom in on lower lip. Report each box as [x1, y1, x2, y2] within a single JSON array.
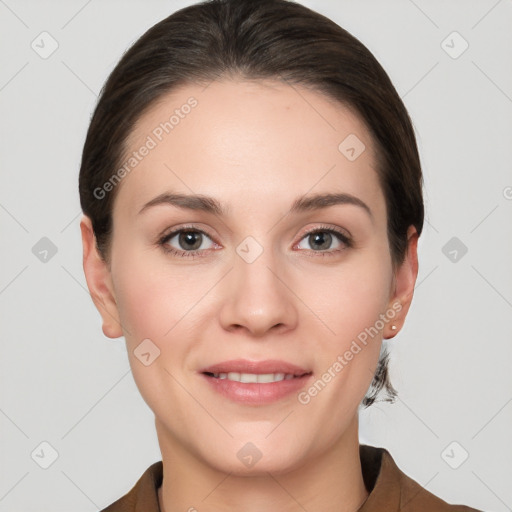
[[200, 373, 313, 405]]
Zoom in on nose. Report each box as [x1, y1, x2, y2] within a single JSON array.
[[218, 245, 298, 338]]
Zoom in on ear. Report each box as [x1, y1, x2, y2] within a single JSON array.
[[80, 215, 123, 339], [384, 225, 419, 339]]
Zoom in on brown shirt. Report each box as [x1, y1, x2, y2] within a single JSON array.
[[100, 444, 482, 511]]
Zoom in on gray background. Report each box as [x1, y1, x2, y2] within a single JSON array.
[[1, 0, 511, 510]]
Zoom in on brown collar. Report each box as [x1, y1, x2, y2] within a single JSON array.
[[100, 444, 481, 512]]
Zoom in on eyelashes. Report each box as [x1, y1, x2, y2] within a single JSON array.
[[157, 224, 353, 259], [294, 226, 353, 255], [158, 227, 217, 258]]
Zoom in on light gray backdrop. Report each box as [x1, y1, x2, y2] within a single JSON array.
[[1, 0, 511, 511]]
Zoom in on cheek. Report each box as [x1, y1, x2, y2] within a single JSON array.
[[303, 248, 393, 401], [110, 253, 191, 415], [310, 252, 393, 344], [111, 243, 200, 347], [110, 246, 210, 395], [114, 269, 173, 347]]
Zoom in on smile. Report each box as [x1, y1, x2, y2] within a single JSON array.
[[205, 372, 298, 383]]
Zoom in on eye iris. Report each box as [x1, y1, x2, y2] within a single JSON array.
[[179, 231, 202, 250], [310, 231, 332, 251], [170, 229, 340, 253]]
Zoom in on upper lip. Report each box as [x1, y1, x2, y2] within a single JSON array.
[[200, 359, 311, 376]]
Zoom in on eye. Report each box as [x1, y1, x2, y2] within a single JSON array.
[[158, 224, 352, 259], [295, 225, 352, 256], [159, 227, 217, 258]]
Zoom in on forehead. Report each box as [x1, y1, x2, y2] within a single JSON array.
[[114, 78, 385, 224]]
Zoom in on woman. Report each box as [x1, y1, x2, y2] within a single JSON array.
[[79, 0, 481, 510]]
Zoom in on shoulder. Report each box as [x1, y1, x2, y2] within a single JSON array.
[[98, 449, 484, 512], [359, 444, 483, 512], [99, 461, 163, 512]]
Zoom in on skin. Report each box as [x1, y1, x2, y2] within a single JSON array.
[[81, 78, 418, 512]]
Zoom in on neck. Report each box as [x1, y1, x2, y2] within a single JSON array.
[[156, 416, 368, 512]]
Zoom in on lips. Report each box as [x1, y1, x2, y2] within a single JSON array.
[[199, 359, 313, 405], [199, 359, 311, 377]]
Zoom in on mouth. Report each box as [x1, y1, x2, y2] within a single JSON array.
[[199, 359, 313, 404], [202, 371, 311, 383], [199, 358, 312, 380]]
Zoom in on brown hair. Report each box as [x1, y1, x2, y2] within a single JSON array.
[[78, 0, 424, 407]]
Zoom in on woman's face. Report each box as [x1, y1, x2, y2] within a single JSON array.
[[82, 78, 417, 474]]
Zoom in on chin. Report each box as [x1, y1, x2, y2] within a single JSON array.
[[197, 438, 308, 477]]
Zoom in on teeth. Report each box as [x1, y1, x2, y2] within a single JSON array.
[[212, 372, 295, 383]]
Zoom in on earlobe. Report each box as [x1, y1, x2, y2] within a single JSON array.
[[385, 225, 419, 339], [80, 215, 124, 339]]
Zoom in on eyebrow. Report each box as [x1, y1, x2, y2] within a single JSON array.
[[138, 191, 373, 220]]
